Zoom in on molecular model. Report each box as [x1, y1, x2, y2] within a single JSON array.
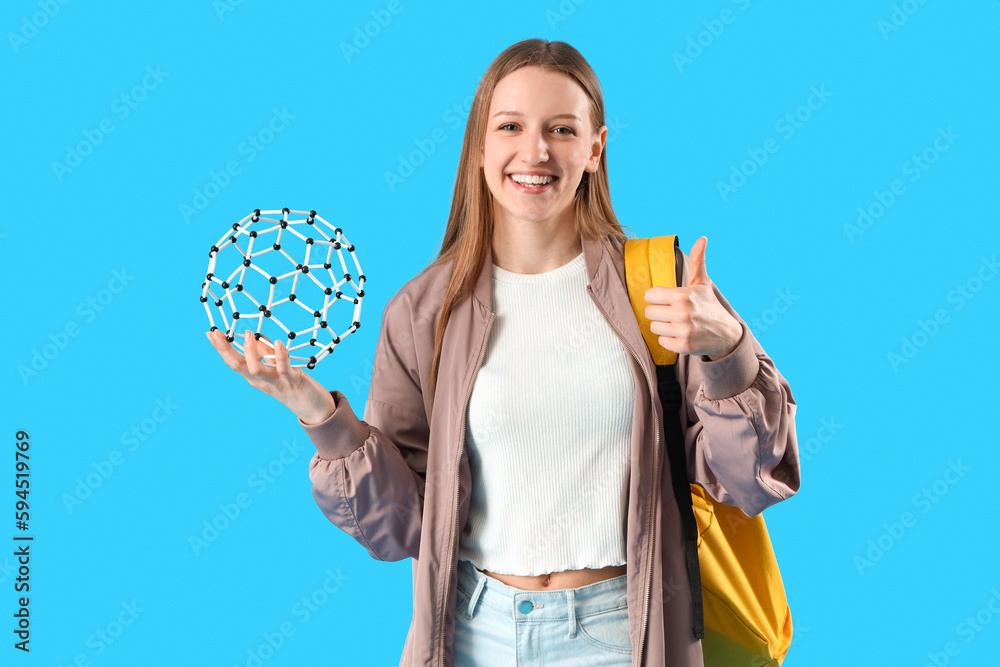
[[200, 208, 365, 370]]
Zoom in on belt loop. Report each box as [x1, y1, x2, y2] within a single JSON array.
[[466, 574, 486, 620], [566, 589, 577, 638]]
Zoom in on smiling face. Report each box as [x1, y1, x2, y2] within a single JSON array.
[[479, 65, 607, 234]]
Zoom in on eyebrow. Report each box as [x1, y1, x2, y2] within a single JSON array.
[[491, 111, 581, 122]]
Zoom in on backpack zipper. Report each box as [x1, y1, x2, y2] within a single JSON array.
[[587, 283, 660, 666], [439, 311, 495, 666]]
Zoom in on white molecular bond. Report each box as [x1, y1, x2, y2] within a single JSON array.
[[200, 208, 365, 370]]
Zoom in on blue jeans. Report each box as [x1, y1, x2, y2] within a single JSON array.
[[454, 558, 633, 666]]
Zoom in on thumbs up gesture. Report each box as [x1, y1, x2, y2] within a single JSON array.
[[643, 236, 744, 360]]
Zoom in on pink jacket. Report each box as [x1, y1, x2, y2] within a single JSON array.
[[300, 230, 801, 666]]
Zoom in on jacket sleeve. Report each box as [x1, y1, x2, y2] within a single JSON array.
[[673, 245, 801, 518], [299, 290, 429, 562]]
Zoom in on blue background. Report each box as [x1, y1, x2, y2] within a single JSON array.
[[3, 1, 999, 665]]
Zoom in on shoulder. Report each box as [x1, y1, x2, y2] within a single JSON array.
[[389, 256, 453, 313], [607, 233, 686, 286], [606, 234, 625, 253], [379, 255, 456, 346]]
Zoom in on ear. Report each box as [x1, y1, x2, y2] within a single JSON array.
[[588, 125, 607, 172]]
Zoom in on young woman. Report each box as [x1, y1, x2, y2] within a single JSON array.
[[207, 38, 800, 667]]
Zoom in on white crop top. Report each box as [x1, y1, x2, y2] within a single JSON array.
[[456, 250, 635, 576]]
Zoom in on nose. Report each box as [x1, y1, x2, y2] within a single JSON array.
[[519, 127, 549, 164]]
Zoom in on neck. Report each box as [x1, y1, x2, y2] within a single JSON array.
[[491, 208, 583, 274]]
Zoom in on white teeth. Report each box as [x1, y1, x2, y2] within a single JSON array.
[[510, 174, 554, 185]]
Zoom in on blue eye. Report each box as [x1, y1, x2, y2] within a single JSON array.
[[554, 127, 575, 135]]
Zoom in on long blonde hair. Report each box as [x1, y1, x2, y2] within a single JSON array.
[[426, 38, 632, 398]]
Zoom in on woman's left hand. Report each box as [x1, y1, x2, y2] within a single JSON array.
[[643, 236, 744, 360]]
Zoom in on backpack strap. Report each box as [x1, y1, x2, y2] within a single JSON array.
[[656, 362, 705, 640], [624, 234, 705, 640]]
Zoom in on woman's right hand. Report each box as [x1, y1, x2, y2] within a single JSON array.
[[205, 329, 337, 425]]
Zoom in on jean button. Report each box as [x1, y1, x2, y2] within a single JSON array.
[[518, 601, 533, 614]]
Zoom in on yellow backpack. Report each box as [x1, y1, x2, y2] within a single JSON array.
[[624, 235, 793, 667]]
